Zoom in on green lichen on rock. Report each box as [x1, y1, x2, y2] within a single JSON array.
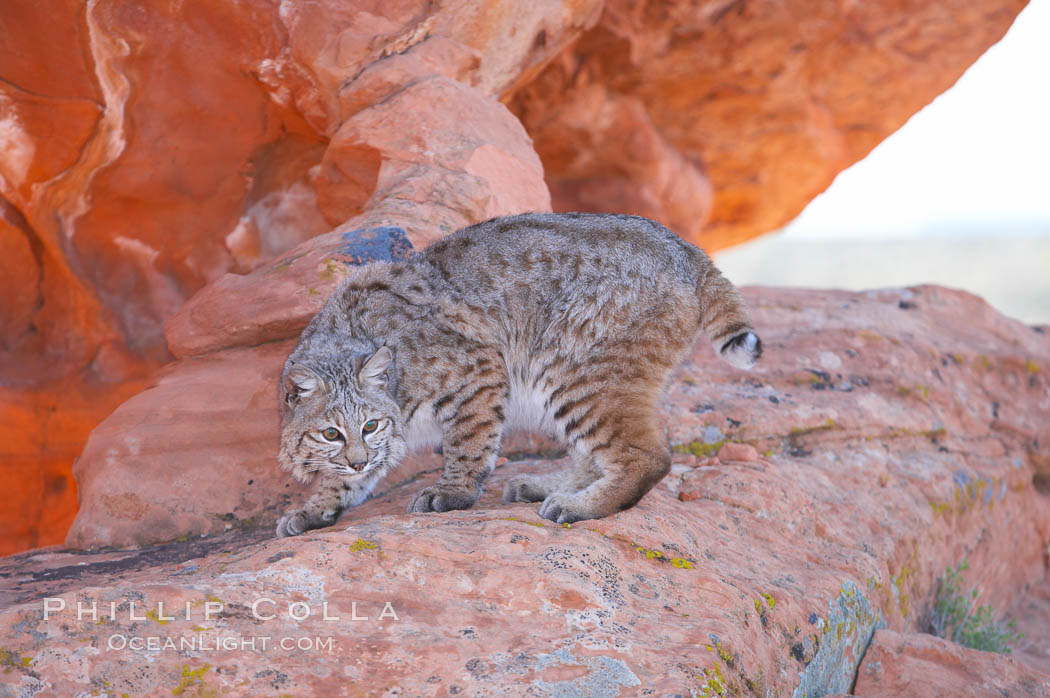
[[530, 648, 640, 696], [673, 440, 725, 458], [787, 418, 836, 437], [0, 647, 33, 672], [697, 662, 728, 697], [634, 545, 695, 569], [698, 638, 766, 698], [792, 581, 884, 698], [318, 257, 346, 282], [348, 538, 379, 552], [896, 383, 930, 400], [499, 516, 547, 528], [891, 561, 916, 618], [927, 470, 1003, 523], [171, 663, 212, 696]]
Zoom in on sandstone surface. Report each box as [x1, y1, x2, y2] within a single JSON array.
[[1006, 568, 1050, 676], [72, 283, 1050, 560], [162, 75, 550, 360], [853, 629, 1050, 697], [0, 0, 585, 554], [0, 0, 1030, 553], [4, 1, 1045, 691], [1, 284, 1031, 694]]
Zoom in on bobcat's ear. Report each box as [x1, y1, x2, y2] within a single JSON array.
[[284, 363, 324, 405], [358, 346, 392, 389]]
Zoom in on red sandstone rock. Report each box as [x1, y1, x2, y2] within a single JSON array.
[[68, 286, 1050, 615], [0, 0, 1033, 562], [3, 285, 1048, 694], [1006, 571, 1050, 677], [164, 76, 551, 359], [0, 0, 588, 553], [511, 82, 716, 241], [854, 629, 1050, 697], [717, 442, 761, 463], [66, 341, 303, 550], [509, 0, 1027, 250]]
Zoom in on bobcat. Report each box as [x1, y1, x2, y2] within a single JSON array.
[[276, 212, 760, 537]]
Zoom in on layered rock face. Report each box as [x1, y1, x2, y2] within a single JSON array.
[[508, 0, 1029, 248], [0, 0, 586, 554], [2, 285, 1049, 694], [855, 629, 1050, 696], [0, 0, 1027, 554]]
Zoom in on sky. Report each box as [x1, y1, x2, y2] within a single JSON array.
[[778, 0, 1050, 240], [715, 3, 1050, 324]]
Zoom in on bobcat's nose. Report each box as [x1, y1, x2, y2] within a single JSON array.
[[337, 453, 368, 472]]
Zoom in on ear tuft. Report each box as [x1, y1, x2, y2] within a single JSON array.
[[358, 346, 392, 388]]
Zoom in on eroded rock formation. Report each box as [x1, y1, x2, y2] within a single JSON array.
[[508, 0, 1030, 248], [0, 0, 1031, 567], [3, 1, 1045, 693], [854, 629, 1050, 696], [0, 0, 590, 554], [3, 286, 1049, 694]]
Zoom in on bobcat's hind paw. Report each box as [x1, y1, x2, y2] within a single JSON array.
[[537, 492, 600, 525], [407, 485, 479, 514], [502, 474, 552, 503]]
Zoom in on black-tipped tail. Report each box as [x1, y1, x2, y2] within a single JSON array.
[[720, 331, 762, 370]]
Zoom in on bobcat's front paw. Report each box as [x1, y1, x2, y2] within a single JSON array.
[[276, 506, 342, 538], [275, 510, 308, 538], [407, 485, 479, 514]]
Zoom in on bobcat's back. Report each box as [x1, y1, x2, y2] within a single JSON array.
[[420, 212, 759, 368]]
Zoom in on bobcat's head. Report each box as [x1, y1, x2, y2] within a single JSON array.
[[278, 347, 406, 484]]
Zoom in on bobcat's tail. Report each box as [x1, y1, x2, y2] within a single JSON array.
[[696, 266, 762, 370]]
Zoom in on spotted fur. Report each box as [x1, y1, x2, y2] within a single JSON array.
[[276, 212, 761, 536]]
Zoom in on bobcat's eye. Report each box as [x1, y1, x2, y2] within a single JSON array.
[[362, 419, 379, 435], [321, 427, 342, 441]]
